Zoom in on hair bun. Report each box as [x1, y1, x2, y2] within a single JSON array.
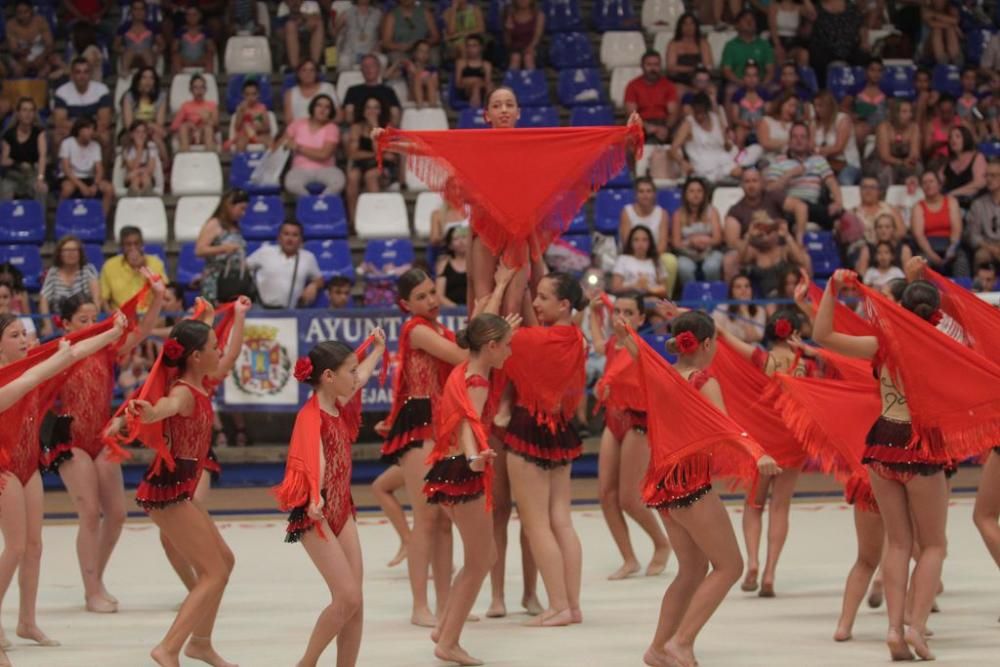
[[456, 328, 471, 350]]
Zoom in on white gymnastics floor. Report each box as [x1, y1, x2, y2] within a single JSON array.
[[4, 498, 999, 667]]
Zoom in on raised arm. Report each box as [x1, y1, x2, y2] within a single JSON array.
[[0, 340, 73, 412], [812, 269, 879, 359], [131, 381, 196, 424], [210, 296, 251, 381], [117, 272, 167, 358], [352, 327, 387, 392]]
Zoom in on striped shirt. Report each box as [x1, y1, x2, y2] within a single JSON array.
[[765, 154, 833, 205], [53, 81, 112, 120], [40, 265, 99, 311]]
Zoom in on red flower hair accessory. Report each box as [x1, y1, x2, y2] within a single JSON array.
[[675, 331, 699, 354], [774, 318, 793, 340], [928, 310, 943, 326], [163, 339, 185, 361], [51, 315, 64, 329], [294, 357, 314, 383]]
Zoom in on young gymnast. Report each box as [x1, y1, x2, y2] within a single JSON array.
[[370, 466, 410, 567]]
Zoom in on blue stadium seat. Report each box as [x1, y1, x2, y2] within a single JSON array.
[[804, 231, 840, 278], [306, 240, 355, 282], [0, 245, 43, 291], [606, 164, 632, 188], [225, 74, 274, 114], [502, 70, 551, 106], [240, 195, 284, 240], [931, 64, 961, 98], [594, 189, 635, 234], [517, 106, 560, 127], [798, 67, 819, 97], [656, 188, 683, 214], [55, 199, 106, 242], [543, 0, 583, 32], [561, 233, 592, 256], [951, 276, 973, 290], [592, 0, 637, 31], [297, 195, 348, 239], [281, 71, 298, 95], [176, 243, 205, 287], [363, 238, 415, 276], [681, 281, 727, 304], [827, 65, 863, 101], [567, 211, 589, 234], [881, 64, 916, 99], [965, 29, 996, 66], [549, 32, 597, 68], [230, 151, 282, 195], [144, 243, 167, 265], [557, 68, 604, 107], [457, 108, 490, 129], [486, 0, 513, 34], [0, 200, 45, 243], [447, 78, 471, 111], [639, 333, 676, 363], [83, 244, 105, 272], [570, 104, 615, 126], [980, 141, 1000, 158]]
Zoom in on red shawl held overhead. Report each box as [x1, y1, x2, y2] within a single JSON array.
[[924, 267, 1000, 361], [596, 337, 644, 413], [504, 325, 586, 429], [807, 282, 876, 337], [376, 125, 643, 266], [386, 316, 455, 429]]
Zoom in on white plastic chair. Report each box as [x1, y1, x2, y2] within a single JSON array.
[[840, 185, 862, 212], [355, 193, 410, 238], [414, 192, 443, 239], [641, 0, 684, 34], [711, 186, 744, 219], [401, 108, 449, 131], [114, 197, 169, 243], [174, 195, 222, 242], [111, 153, 165, 197], [336, 70, 366, 107], [609, 66, 642, 109], [600, 31, 647, 70], [653, 32, 671, 57], [389, 78, 414, 109], [224, 36, 272, 74], [707, 31, 735, 70], [171, 152, 223, 196], [169, 72, 219, 114]]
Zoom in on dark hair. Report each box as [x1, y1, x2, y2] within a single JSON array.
[[948, 125, 975, 157], [129, 66, 161, 104], [296, 58, 318, 74], [743, 60, 760, 77], [485, 86, 518, 108], [301, 340, 355, 385], [53, 235, 85, 269], [937, 93, 955, 107], [397, 268, 432, 301], [770, 91, 799, 119], [59, 293, 96, 322], [666, 310, 715, 354], [355, 95, 390, 126], [0, 314, 19, 339], [0, 281, 13, 297], [465, 34, 483, 46], [71, 116, 96, 138], [242, 77, 260, 93], [726, 272, 758, 318], [308, 93, 336, 122], [189, 73, 206, 91], [412, 39, 430, 52], [71, 56, 90, 70], [873, 240, 895, 260], [976, 261, 997, 273], [456, 313, 511, 352], [442, 225, 467, 257], [279, 220, 304, 235], [901, 280, 940, 321], [326, 275, 352, 289], [790, 120, 810, 137], [544, 272, 588, 311], [690, 92, 712, 113], [614, 290, 646, 319], [165, 281, 184, 304], [672, 12, 702, 43], [0, 263, 25, 292], [212, 189, 250, 229], [681, 176, 709, 221], [867, 57, 884, 70], [634, 175, 655, 190], [163, 320, 212, 370], [764, 308, 801, 344], [622, 225, 655, 260], [15, 96, 37, 118], [961, 64, 979, 78], [886, 278, 907, 303], [119, 225, 143, 244], [641, 49, 661, 64], [71, 22, 98, 53], [736, 8, 755, 23]]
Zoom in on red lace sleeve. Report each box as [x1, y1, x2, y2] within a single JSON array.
[[465, 374, 491, 389], [688, 369, 713, 391]]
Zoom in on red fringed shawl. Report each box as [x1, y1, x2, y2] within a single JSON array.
[[924, 267, 1000, 359], [852, 279, 1000, 461], [272, 335, 382, 535], [504, 325, 586, 429], [386, 316, 456, 429], [596, 337, 644, 413], [807, 283, 876, 336], [376, 126, 643, 266]]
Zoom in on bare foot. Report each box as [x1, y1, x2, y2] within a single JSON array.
[[522, 608, 572, 627], [663, 640, 697, 667], [16, 624, 59, 646], [387, 543, 408, 568], [643, 646, 671, 667], [430, 627, 440, 644], [184, 636, 239, 667], [570, 608, 583, 624], [646, 545, 672, 576], [741, 567, 759, 592], [411, 608, 437, 627], [758, 582, 775, 598], [151, 645, 181, 667], [904, 627, 934, 661], [833, 625, 852, 642], [930, 599, 939, 613], [522, 594, 544, 616], [0, 647, 10, 667], [467, 614, 480, 622], [607, 561, 641, 581], [0, 630, 10, 650], [86, 594, 118, 613], [868, 580, 884, 609], [485, 600, 506, 618], [99, 584, 119, 605], [434, 644, 484, 666], [887, 628, 915, 661]]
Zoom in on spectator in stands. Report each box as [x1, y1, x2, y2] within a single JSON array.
[[115, 0, 164, 74], [163, 1, 228, 58], [430, 178, 471, 247], [403, 40, 441, 108], [862, 240, 906, 289], [326, 276, 354, 309], [346, 96, 398, 222], [924, 94, 964, 163], [618, 176, 677, 296], [803, 0, 869, 89], [435, 226, 469, 307], [247, 222, 324, 308], [5, 1, 65, 79], [170, 73, 219, 151], [503, 0, 544, 71], [279, 0, 325, 70], [284, 59, 340, 124], [0, 264, 32, 319], [171, 6, 215, 73], [454, 35, 492, 109], [852, 175, 907, 247], [39, 235, 101, 332], [100, 225, 167, 311], [67, 21, 106, 81], [956, 66, 981, 126], [196, 188, 249, 305], [874, 98, 922, 188], [625, 51, 679, 145], [52, 57, 113, 163], [734, 210, 810, 296], [611, 226, 668, 298], [58, 117, 114, 216], [121, 67, 169, 172], [671, 177, 724, 284], [664, 13, 713, 89], [728, 61, 768, 150], [940, 126, 987, 207], [968, 159, 1000, 267], [847, 59, 888, 156], [972, 261, 998, 293], [812, 90, 861, 186], [280, 94, 345, 197], [978, 71, 999, 141], [443, 0, 485, 61], [757, 92, 799, 164], [982, 31, 1000, 73], [1, 98, 48, 204], [913, 67, 939, 128], [672, 93, 762, 184], [854, 211, 912, 276], [720, 10, 775, 95], [922, 0, 961, 65], [766, 122, 845, 232], [713, 272, 766, 343], [768, 0, 809, 67], [122, 120, 159, 194], [62, 0, 111, 27], [229, 78, 272, 153], [226, 0, 260, 38], [382, 0, 440, 66], [0, 280, 37, 345], [679, 65, 719, 117], [911, 170, 967, 276], [333, 0, 384, 73], [343, 55, 402, 127], [768, 63, 815, 117]]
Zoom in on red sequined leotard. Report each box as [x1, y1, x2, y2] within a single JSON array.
[[61, 348, 116, 459]]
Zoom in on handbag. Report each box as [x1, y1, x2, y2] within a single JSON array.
[[216, 250, 257, 304]]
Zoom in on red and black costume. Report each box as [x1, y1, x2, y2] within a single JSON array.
[[596, 336, 647, 442], [381, 316, 455, 465], [502, 326, 587, 469]]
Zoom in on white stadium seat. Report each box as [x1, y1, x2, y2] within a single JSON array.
[[707, 31, 735, 70], [610, 66, 642, 108], [413, 192, 443, 239], [600, 31, 647, 70], [840, 185, 861, 212], [711, 186, 743, 219], [112, 154, 165, 197], [355, 193, 410, 238], [114, 198, 168, 243], [653, 32, 671, 57], [642, 0, 685, 34], [171, 152, 223, 196], [169, 73, 219, 114], [401, 108, 449, 131], [174, 196, 222, 242], [224, 36, 272, 74]]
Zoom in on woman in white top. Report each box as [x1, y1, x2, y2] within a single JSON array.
[[812, 90, 861, 185], [283, 59, 341, 123], [611, 225, 667, 297], [671, 93, 763, 184], [670, 177, 724, 285], [757, 91, 800, 163], [618, 176, 677, 297], [768, 0, 809, 66], [712, 272, 766, 343], [333, 0, 384, 73]]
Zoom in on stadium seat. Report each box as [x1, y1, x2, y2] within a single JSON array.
[[335, 70, 365, 106], [951, 276, 974, 290], [594, 188, 635, 234], [225, 74, 274, 113], [241, 195, 284, 240], [827, 65, 863, 101], [706, 31, 734, 69], [653, 31, 670, 56], [609, 66, 641, 108], [413, 192, 443, 239], [112, 154, 165, 197], [567, 211, 589, 234], [549, 32, 597, 69], [0, 245, 43, 291], [593, 0, 638, 31], [605, 164, 633, 188], [446, 79, 471, 111], [804, 231, 840, 278], [229, 151, 282, 195], [561, 234, 592, 256], [224, 36, 272, 74], [884, 184, 923, 209], [557, 68, 605, 107], [176, 243, 205, 286], [401, 107, 449, 130], [641, 0, 684, 33], [570, 104, 615, 126], [980, 141, 1000, 158], [458, 108, 490, 129], [83, 244, 105, 272], [600, 32, 646, 70], [226, 111, 279, 151], [0, 200, 45, 243], [355, 193, 410, 238], [517, 106, 560, 127], [306, 239, 356, 282], [966, 29, 997, 66], [297, 195, 348, 239], [681, 281, 728, 304], [502, 70, 551, 106], [840, 186, 861, 212], [486, 0, 513, 34], [169, 72, 220, 113], [881, 63, 916, 99], [363, 238, 416, 276], [931, 64, 961, 98], [172, 152, 223, 196], [173, 195, 221, 242], [544, 0, 583, 32], [114, 198, 168, 243], [640, 332, 676, 362], [798, 66, 819, 96], [55, 199, 106, 242], [710, 186, 743, 219], [656, 187, 683, 214], [143, 243, 167, 265]]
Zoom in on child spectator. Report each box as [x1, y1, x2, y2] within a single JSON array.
[[972, 262, 998, 292], [326, 276, 353, 309], [279, 0, 325, 70], [862, 241, 906, 290], [913, 67, 940, 128], [171, 6, 215, 73], [59, 117, 114, 216], [404, 40, 440, 108], [453, 35, 491, 109], [435, 226, 469, 307], [116, 0, 164, 74], [121, 66, 169, 171], [123, 120, 159, 194], [0, 280, 37, 346], [170, 74, 219, 151], [727, 60, 768, 149], [228, 78, 272, 153]]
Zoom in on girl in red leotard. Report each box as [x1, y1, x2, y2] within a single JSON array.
[[46, 276, 164, 614], [275, 328, 387, 667], [127, 296, 249, 667]]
